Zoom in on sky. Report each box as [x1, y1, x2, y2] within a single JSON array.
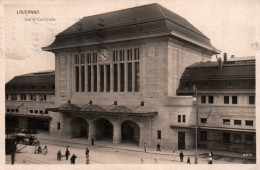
[[2, 0, 259, 82]]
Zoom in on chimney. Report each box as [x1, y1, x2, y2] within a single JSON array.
[[223, 53, 227, 63], [218, 57, 222, 70]]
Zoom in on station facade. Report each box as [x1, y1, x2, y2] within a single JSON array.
[[42, 3, 222, 150]]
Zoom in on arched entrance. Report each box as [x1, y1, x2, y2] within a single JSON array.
[[70, 117, 89, 138], [95, 118, 113, 141], [121, 120, 140, 144]]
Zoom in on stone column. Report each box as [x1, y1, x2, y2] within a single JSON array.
[[88, 121, 96, 140], [113, 122, 122, 144]]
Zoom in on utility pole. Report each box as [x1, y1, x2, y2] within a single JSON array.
[[193, 85, 198, 164]]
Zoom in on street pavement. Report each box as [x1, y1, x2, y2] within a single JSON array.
[[5, 133, 256, 164]]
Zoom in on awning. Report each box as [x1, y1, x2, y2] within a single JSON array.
[[6, 113, 52, 120], [199, 126, 255, 133], [170, 125, 196, 129]]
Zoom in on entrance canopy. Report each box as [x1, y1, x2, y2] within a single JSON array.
[[47, 101, 157, 117]]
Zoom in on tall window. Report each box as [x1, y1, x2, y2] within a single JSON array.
[[157, 130, 161, 139], [234, 134, 241, 144], [93, 65, 97, 92], [120, 63, 124, 92], [245, 134, 253, 145], [232, 96, 237, 104], [182, 115, 186, 122], [249, 96, 255, 105], [224, 96, 229, 104], [87, 66, 91, 92], [40, 94, 46, 101], [178, 115, 181, 122], [223, 133, 230, 143], [128, 63, 132, 92], [75, 66, 79, 92], [113, 64, 118, 92], [30, 94, 36, 101], [106, 65, 110, 92], [135, 62, 140, 92], [208, 96, 214, 104], [200, 131, 207, 141], [81, 66, 85, 92], [100, 65, 104, 92], [21, 94, 26, 100], [201, 96, 206, 104]]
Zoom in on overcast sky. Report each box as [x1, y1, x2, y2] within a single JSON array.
[[3, 0, 259, 82]]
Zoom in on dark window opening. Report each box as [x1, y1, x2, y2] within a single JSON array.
[[134, 62, 140, 92], [178, 115, 181, 123], [100, 65, 104, 92], [106, 65, 110, 92], [245, 120, 253, 126], [87, 53, 91, 64], [93, 65, 97, 92], [29, 110, 33, 114], [21, 94, 26, 100], [120, 63, 124, 92], [234, 134, 241, 144], [249, 96, 255, 105], [232, 96, 237, 104], [113, 51, 118, 62], [201, 96, 206, 104], [44, 110, 48, 114], [57, 122, 60, 130], [40, 110, 44, 114], [127, 49, 132, 60], [157, 130, 161, 139], [201, 118, 207, 124], [128, 63, 132, 92], [223, 119, 230, 125], [81, 66, 85, 92], [134, 48, 139, 60], [224, 96, 229, 104], [245, 134, 253, 145], [80, 53, 85, 64], [119, 50, 125, 61], [75, 66, 79, 92], [208, 96, 214, 104], [113, 64, 118, 92], [234, 120, 241, 125], [7, 109, 10, 112], [223, 133, 230, 143], [200, 131, 207, 141], [182, 115, 186, 122], [34, 110, 38, 114], [87, 66, 91, 92]]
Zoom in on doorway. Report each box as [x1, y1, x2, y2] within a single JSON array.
[[178, 132, 185, 150]]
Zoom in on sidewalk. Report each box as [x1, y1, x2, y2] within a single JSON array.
[[37, 132, 256, 161]]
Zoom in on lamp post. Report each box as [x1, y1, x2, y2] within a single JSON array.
[[193, 85, 198, 164]]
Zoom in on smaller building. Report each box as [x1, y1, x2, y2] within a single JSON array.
[[177, 55, 256, 153], [5, 71, 55, 134]]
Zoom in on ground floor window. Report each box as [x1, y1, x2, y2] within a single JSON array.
[[245, 134, 253, 145], [200, 131, 207, 141], [157, 130, 161, 139], [223, 133, 230, 143], [234, 134, 241, 144]]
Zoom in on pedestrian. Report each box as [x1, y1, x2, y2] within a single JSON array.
[[57, 150, 61, 161], [187, 156, 191, 164], [11, 142, 17, 165], [85, 148, 89, 158], [156, 143, 161, 151], [141, 158, 144, 164], [172, 150, 176, 161], [210, 150, 213, 159], [209, 150, 212, 157], [208, 156, 213, 164], [179, 151, 184, 162], [91, 138, 95, 145], [34, 144, 38, 154], [38, 145, 42, 154], [65, 148, 70, 160], [70, 154, 77, 164], [43, 146, 48, 155], [144, 143, 146, 152]]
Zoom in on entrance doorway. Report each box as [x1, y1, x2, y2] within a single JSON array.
[[178, 132, 185, 150], [121, 120, 140, 144], [71, 117, 89, 138], [95, 118, 113, 141]]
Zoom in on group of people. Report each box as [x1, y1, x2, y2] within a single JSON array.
[[56, 146, 90, 164], [35, 145, 48, 155]]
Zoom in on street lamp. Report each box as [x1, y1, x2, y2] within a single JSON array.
[[193, 85, 198, 164]]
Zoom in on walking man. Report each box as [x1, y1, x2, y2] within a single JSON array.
[[70, 154, 77, 164], [179, 151, 184, 162], [65, 148, 70, 160], [85, 148, 89, 158], [57, 150, 61, 161], [144, 143, 146, 152], [43, 146, 48, 155], [187, 156, 191, 164], [156, 143, 161, 151]]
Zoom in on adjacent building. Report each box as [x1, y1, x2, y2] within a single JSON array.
[[177, 56, 255, 153], [5, 71, 55, 133]]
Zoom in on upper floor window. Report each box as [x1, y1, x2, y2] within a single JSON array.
[[40, 94, 47, 101], [223, 119, 230, 125], [21, 94, 26, 100], [178, 115, 186, 123], [208, 96, 214, 104], [178, 115, 181, 123], [245, 120, 253, 126], [232, 96, 237, 104], [201, 118, 207, 124], [6, 94, 8, 100], [11, 94, 17, 101], [249, 96, 255, 105], [201, 96, 206, 104], [30, 94, 36, 101], [224, 96, 229, 104], [234, 120, 241, 125], [157, 130, 161, 139], [93, 53, 97, 63]]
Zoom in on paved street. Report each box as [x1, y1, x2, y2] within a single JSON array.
[[6, 135, 256, 164]]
